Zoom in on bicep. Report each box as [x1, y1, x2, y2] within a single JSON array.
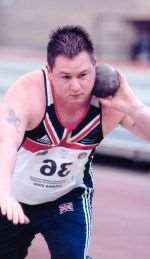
[[0, 90, 29, 147], [0, 107, 26, 147], [0, 70, 42, 146]]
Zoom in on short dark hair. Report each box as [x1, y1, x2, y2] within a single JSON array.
[[47, 25, 95, 68]]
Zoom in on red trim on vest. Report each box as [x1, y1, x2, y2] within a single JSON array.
[[44, 116, 60, 145], [70, 116, 100, 142], [22, 138, 51, 152]]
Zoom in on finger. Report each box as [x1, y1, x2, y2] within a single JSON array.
[[116, 69, 126, 81], [99, 97, 112, 107], [6, 201, 13, 222], [24, 215, 30, 224], [116, 70, 131, 91], [0, 202, 7, 216], [12, 206, 20, 225], [17, 204, 30, 224]]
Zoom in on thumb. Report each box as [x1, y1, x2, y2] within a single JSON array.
[[99, 97, 112, 107], [24, 215, 30, 224]]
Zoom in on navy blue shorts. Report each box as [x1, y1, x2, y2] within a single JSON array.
[[0, 188, 93, 259]]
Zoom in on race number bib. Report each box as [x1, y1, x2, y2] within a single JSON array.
[[13, 146, 91, 203], [29, 147, 89, 189]]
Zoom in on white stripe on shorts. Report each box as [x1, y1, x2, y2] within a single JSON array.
[[82, 188, 93, 259]]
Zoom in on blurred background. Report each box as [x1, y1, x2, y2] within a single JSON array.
[[1, 2, 150, 259], [0, 0, 150, 62]]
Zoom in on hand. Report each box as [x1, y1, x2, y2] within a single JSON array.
[[0, 194, 30, 225], [99, 70, 142, 114]]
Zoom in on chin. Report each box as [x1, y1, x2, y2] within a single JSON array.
[[70, 96, 84, 102]]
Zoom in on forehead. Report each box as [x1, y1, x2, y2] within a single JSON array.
[[53, 51, 93, 73]]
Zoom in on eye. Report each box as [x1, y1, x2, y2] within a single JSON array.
[[78, 73, 87, 79], [62, 75, 71, 80]]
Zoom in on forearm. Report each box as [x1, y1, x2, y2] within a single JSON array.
[[0, 141, 17, 193], [0, 102, 26, 193], [121, 100, 150, 140], [0, 141, 30, 224], [129, 102, 150, 138]]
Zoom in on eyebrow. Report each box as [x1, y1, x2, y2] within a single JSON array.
[[59, 69, 90, 75], [59, 72, 71, 75]]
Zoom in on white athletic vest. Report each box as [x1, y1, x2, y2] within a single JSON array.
[[12, 68, 103, 204]]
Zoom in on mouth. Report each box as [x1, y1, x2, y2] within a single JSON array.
[[70, 94, 82, 97]]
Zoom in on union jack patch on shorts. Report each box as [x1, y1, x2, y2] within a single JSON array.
[[58, 202, 74, 215]]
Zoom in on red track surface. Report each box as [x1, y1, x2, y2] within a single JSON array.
[[1, 47, 150, 70], [27, 164, 150, 259]]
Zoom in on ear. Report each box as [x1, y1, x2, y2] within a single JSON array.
[[47, 64, 52, 73], [46, 64, 53, 80], [92, 55, 96, 66]]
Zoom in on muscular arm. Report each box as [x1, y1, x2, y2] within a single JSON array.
[[0, 105, 26, 190], [120, 102, 150, 140], [100, 70, 150, 140], [0, 73, 38, 224]]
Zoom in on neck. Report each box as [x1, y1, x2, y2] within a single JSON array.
[[53, 94, 91, 129], [58, 97, 90, 112]]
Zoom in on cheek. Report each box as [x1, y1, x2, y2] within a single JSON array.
[[86, 76, 95, 92], [52, 78, 63, 90], [90, 75, 95, 86], [54, 82, 69, 97]]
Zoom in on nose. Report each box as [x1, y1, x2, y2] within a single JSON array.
[[70, 78, 81, 92]]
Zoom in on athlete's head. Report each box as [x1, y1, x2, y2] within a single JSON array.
[[47, 25, 95, 69], [47, 26, 96, 104]]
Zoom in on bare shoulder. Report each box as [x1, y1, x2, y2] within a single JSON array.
[[1, 70, 45, 130], [101, 105, 124, 136], [7, 70, 43, 93], [3, 70, 43, 97]]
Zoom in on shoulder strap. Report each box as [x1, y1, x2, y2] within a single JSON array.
[[41, 68, 53, 106]]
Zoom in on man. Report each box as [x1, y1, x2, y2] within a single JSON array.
[[0, 25, 150, 259]]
